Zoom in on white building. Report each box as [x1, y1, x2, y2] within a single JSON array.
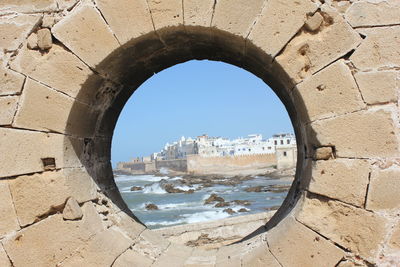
[[153, 133, 296, 160]]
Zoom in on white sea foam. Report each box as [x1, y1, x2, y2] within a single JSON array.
[[142, 183, 167, 194], [146, 210, 230, 227], [115, 175, 166, 183], [159, 168, 169, 175]]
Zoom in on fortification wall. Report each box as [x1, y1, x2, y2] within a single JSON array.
[[0, 0, 398, 266], [187, 154, 277, 174], [156, 159, 188, 172]]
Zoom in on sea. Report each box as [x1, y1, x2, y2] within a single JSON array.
[[115, 174, 292, 229]]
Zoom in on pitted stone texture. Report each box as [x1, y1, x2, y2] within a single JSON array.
[[0, 181, 20, 237], [152, 243, 193, 267], [3, 205, 104, 267], [366, 167, 400, 211], [9, 169, 97, 227], [113, 248, 153, 267], [0, 128, 65, 178], [297, 197, 388, 260], [308, 107, 400, 158], [0, 15, 41, 51], [0, 0, 57, 12], [37, 28, 53, 50], [148, 0, 183, 29], [306, 159, 370, 207], [212, 0, 265, 38], [305, 12, 324, 32], [133, 229, 170, 260], [346, 0, 400, 28], [14, 79, 98, 136], [184, 0, 214, 28], [275, 5, 361, 83], [268, 216, 344, 266], [314, 146, 333, 160], [389, 223, 400, 250], [0, 96, 18, 125], [10, 44, 104, 104], [52, 4, 120, 68], [241, 243, 280, 267], [0, 245, 11, 267], [59, 227, 132, 266], [294, 60, 365, 122], [63, 197, 83, 220], [350, 26, 400, 70], [95, 0, 153, 44], [354, 71, 398, 105], [248, 0, 318, 58], [0, 64, 25, 96]]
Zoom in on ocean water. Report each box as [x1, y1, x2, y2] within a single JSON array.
[[115, 174, 292, 229]]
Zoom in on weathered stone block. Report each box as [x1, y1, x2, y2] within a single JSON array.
[[37, 28, 52, 50], [294, 60, 365, 122], [147, 0, 183, 30], [215, 243, 242, 267], [109, 211, 145, 241], [314, 146, 333, 160], [0, 181, 20, 237], [0, 244, 11, 267], [308, 107, 400, 158], [95, 0, 153, 44], [133, 229, 170, 260], [9, 169, 97, 226], [275, 5, 361, 83], [0, 128, 65, 178], [0, 15, 41, 51], [27, 32, 38, 49], [248, 0, 318, 58], [113, 248, 153, 267], [389, 222, 400, 250], [3, 208, 104, 267], [184, 0, 214, 28], [0, 96, 18, 125], [350, 26, 400, 70], [354, 71, 398, 105], [10, 44, 104, 104], [63, 197, 83, 220], [185, 248, 217, 267], [297, 196, 388, 260], [212, 0, 264, 38], [152, 243, 193, 267], [242, 243, 280, 267], [0, 0, 57, 12], [307, 159, 370, 207], [366, 168, 400, 211], [59, 226, 132, 266], [305, 12, 324, 32], [268, 216, 344, 266], [0, 64, 25, 96], [14, 79, 98, 136], [346, 0, 400, 28], [52, 4, 120, 68]]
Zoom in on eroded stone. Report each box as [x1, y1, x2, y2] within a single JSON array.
[[354, 71, 398, 105], [113, 248, 153, 267], [0, 0, 57, 12], [184, 0, 214, 28], [346, 0, 400, 28], [308, 107, 400, 158], [294, 60, 365, 122], [305, 12, 323, 32], [152, 243, 193, 267], [0, 180, 20, 237], [0, 64, 25, 96], [0, 96, 18, 125], [0, 244, 11, 267], [63, 197, 83, 220], [306, 159, 370, 207], [366, 167, 400, 211], [52, 4, 120, 68], [37, 28, 52, 50], [297, 196, 388, 260]]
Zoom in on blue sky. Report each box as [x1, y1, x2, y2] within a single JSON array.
[[111, 60, 293, 166]]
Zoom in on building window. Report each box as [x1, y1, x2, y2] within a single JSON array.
[[280, 140, 284, 145], [268, 146, 271, 150], [283, 151, 287, 157], [249, 149, 251, 151], [262, 147, 265, 150], [287, 139, 290, 144], [274, 140, 277, 145]]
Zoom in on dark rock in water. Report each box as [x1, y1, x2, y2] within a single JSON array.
[[145, 203, 158, 210], [130, 186, 143, 191], [215, 201, 230, 208], [223, 208, 236, 215], [164, 184, 185, 193], [244, 186, 267, 193], [233, 200, 251, 206], [185, 189, 195, 194], [204, 193, 225, 204], [238, 208, 249, 212]]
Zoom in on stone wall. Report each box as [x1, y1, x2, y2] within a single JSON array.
[[156, 159, 188, 172], [0, 0, 399, 266], [187, 154, 277, 174]]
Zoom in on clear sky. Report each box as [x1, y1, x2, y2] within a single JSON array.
[[111, 60, 294, 166]]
